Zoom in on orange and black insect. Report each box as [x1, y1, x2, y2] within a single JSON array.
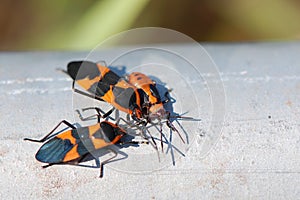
[[127, 72, 162, 111], [126, 72, 187, 147], [126, 72, 168, 117], [60, 61, 147, 122], [24, 109, 137, 178]]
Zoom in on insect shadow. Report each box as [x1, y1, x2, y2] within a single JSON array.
[[108, 65, 127, 76]]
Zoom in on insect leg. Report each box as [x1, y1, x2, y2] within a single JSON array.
[[76, 107, 115, 122], [149, 121, 167, 152], [117, 118, 147, 138], [42, 163, 54, 168], [99, 148, 118, 178], [73, 88, 105, 102], [24, 120, 76, 142], [120, 140, 149, 145], [159, 123, 164, 152], [166, 120, 185, 144], [117, 118, 160, 161], [94, 107, 115, 119]]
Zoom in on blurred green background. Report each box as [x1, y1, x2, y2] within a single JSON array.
[[1, 0, 300, 50]]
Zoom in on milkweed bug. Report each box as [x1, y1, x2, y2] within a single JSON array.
[[59, 61, 146, 122], [127, 72, 162, 106], [24, 109, 146, 178], [126, 72, 192, 150]]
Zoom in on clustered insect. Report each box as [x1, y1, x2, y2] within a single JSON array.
[[24, 60, 194, 178]]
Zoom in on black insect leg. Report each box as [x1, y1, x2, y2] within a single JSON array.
[[169, 115, 199, 120], [159, 123, 164, 152], [149, 121, 167, 153], [117, 118, 152, 142], [42, 163, 54, 168], [99, 148, 118, 178], [120, 140, 149, 145], [24, 120, 76, 142], [117, 118, 160, 161], [166, 120, 185, 144], [73, 88, 106, 102], [76, 107, 115, 122]]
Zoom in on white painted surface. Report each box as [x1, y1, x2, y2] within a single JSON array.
[[0, 43, 299, 199]]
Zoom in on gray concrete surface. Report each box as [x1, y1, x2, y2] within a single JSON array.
[[0, 42, 299, 199]]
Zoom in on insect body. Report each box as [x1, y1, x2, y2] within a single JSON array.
[[127, 72, 185, 146], [127, 72, 166, 121], [127, 72, 161, 106], [62, 61, 146, 122], [24, 115, 128, 178]]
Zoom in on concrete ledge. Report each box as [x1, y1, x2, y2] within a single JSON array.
[[0, 42, 299, 199]]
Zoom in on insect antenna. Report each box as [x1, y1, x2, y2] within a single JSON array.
[[169, 115, 201, 121]]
